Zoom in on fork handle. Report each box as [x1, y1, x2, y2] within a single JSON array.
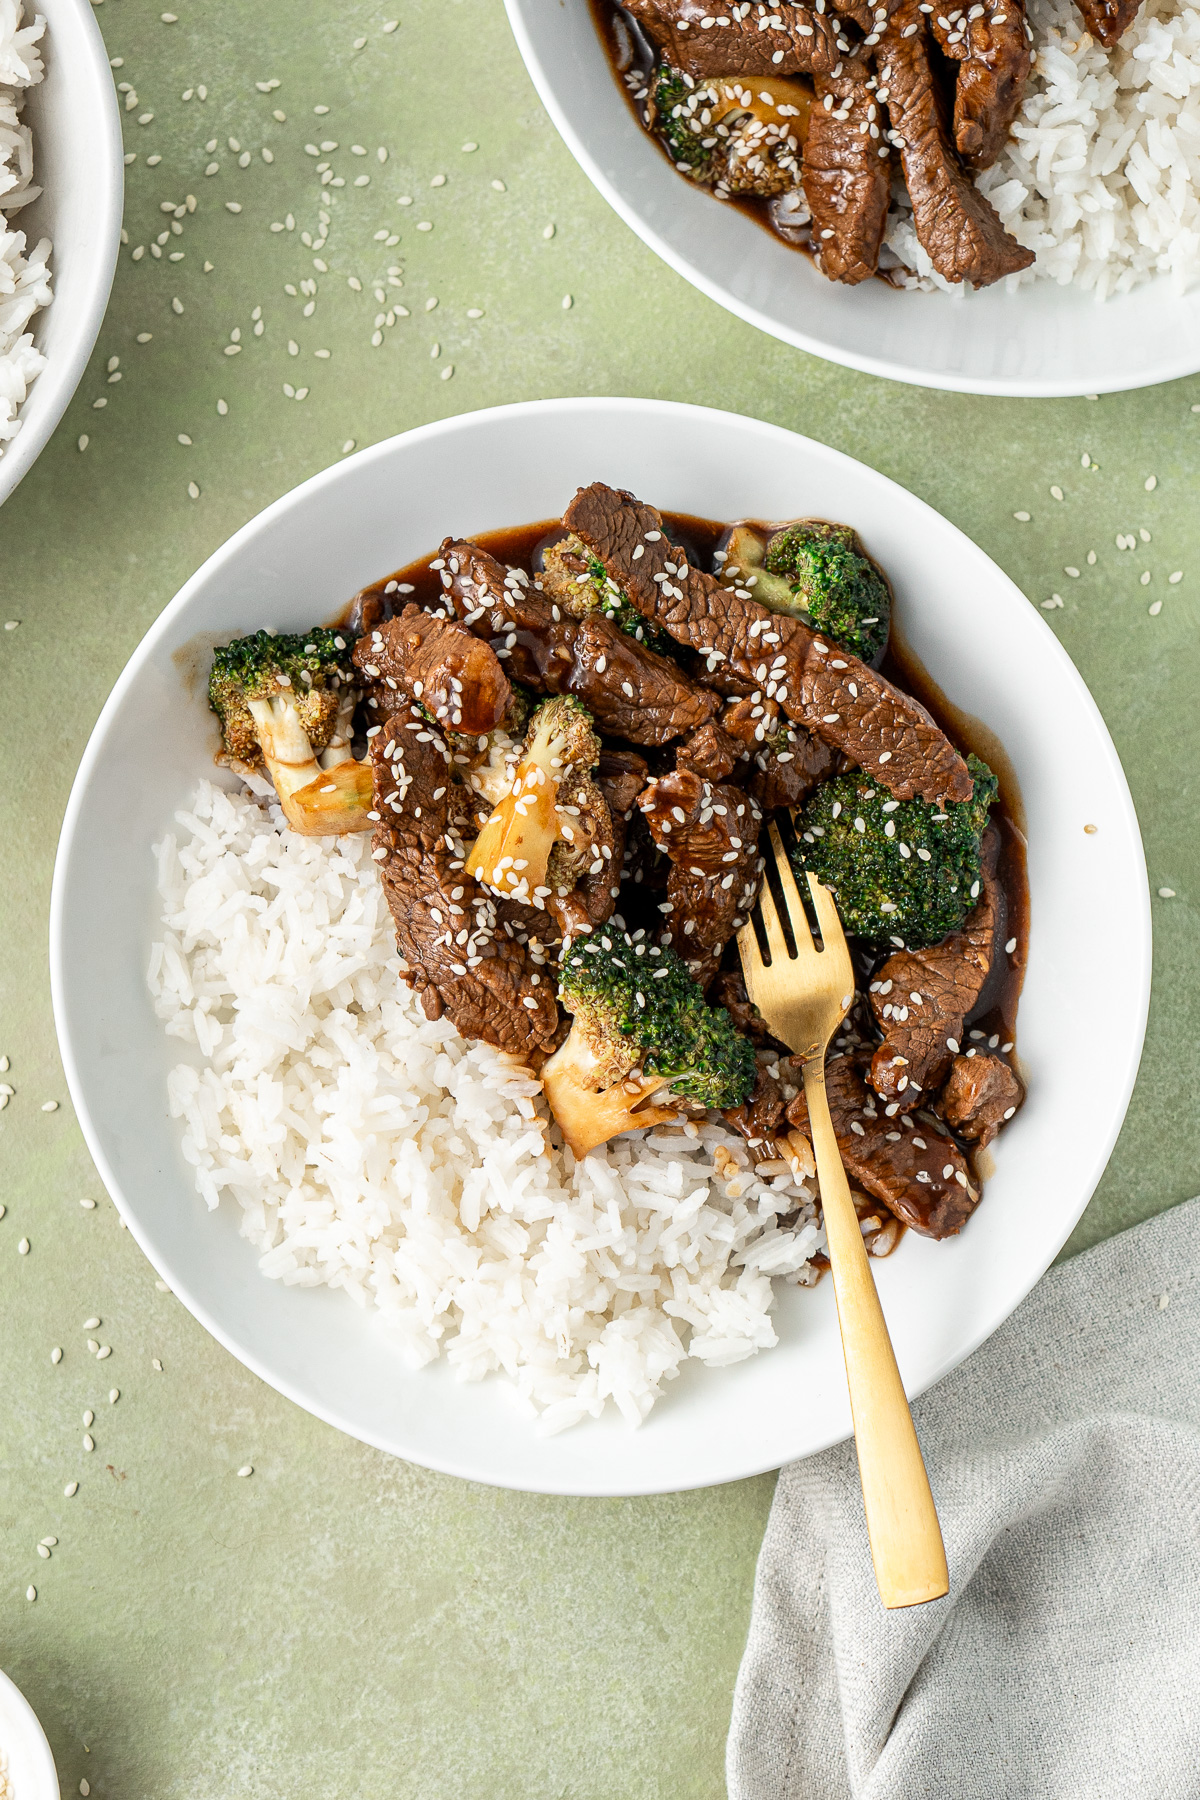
[[802, 1061, 949, 1610]]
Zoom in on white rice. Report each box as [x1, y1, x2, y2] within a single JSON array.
[[0, 0, 50, 455], [148, 781, 824, 1434], [887, 0, 1200, 296]]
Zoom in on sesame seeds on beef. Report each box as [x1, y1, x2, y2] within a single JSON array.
[[563, 481, 972, 804], [370, 705, 560, 1055]]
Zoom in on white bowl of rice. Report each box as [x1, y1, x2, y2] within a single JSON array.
[[0, 1666, 58, 1800], [506, 0, 1200, 394], [50, 399, 1150, 1494], [0, 0, 122, 506]]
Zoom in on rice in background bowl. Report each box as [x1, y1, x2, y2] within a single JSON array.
[[0, 0, 121, 507], [0, 0, 51, 454]]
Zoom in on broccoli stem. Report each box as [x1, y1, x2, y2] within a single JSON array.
[[542, 1032, 681, 1160]]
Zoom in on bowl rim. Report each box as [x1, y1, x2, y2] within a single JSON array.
[[0, 1665, 60, 1800], [49, 397, 1152, 1494], [503, 0, 1200, 398], [0, 0, 124, 507]]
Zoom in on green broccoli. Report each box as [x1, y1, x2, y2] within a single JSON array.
[[791, 755, 998, 949], [209, 628, 370, 834], [542, 931, 757, 1158], [540, 535, 675, 657], [465, 694, 602, 905], [649, 66, 715, 180], [763, 522, 892, 665]]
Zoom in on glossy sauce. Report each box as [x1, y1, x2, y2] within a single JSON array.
[[336, 510, 1029, 1050]]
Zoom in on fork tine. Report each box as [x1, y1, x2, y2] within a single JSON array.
[[806, 873, 857, 998], [767, 821, 814, 952], [756, 870, 792, 966]]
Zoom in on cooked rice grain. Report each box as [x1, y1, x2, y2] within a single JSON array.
[[149, 782, 823, 1433], [0, 0, 49, 452], [887, 0, 1200, 295]]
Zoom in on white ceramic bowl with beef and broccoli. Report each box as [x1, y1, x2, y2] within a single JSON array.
[[503, 0, 1200, 395], [51, 398, 1149, 1496]]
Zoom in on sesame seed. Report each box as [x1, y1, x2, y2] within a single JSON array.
[[41, 1099, 58, 1112], [1158, 887, 1176, 898], [1050, 485, 1063, 500], [1145, 475, 1157, 491], [237, 1464, 254, 1477], [1013, 511, 1030, 522], [64, 1482, 78, 1497], [51, 1347, 62, 1364]]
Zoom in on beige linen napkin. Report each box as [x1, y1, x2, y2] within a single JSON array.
[[728, 1197, 1200, 1800]]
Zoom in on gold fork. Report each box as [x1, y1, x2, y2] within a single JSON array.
[[739, 821, 949, 1610]]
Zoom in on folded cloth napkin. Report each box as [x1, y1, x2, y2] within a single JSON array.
[[727, 1197, 1200, 1800]]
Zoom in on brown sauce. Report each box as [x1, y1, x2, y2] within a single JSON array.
[[334, 509, 1029, 1054], [586, 0, 821, 259]]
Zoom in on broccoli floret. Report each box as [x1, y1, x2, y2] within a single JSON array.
[[649, 66, 714, 180], [208, 628, 369, 834], [791, 755, 998, 949], [763, 522, 891, 665], [543, 930, 757, 1157], [465, 695, 602, 906], [540, 535, 675, 657]]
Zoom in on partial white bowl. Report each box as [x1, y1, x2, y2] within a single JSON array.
[[504, 1, 1200, 396], [50, 399, 1150, 1495], [0, 0, 123, 507], [0, 1667, 59, 1800]]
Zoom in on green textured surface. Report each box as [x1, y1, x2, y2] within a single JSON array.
[[1, 0, 1197, 1794]]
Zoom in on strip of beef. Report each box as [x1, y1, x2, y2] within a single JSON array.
[[786, 1054, 979, 1237], [935, 1051, 1023, 1146], [877, 0, 1034, 285], [623, 0, 842, 78], [868, 826, 1000, 1107], [723, 1063, 788, 1152], [677, 718, 744, 783], [802, 61, 892, 284], [1074, 0, 1142, 46], [439, 539, 719, 747], [370, 703, 560, 1056], [353, 606, 511, 734], [549, 769, 624, 940], [928, 0, 1033, 170], [596, 748, 650, 817], [711, 969, 791, 1051], [564, 483, 971, 804], [639, 769, 764, 987], [720, 694, 841, 810]]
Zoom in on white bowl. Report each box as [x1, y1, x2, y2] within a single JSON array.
[[504, 1, 1200, 396], [0, 0, 123, 507], [50, 398, 1150, 1495], [0, 1667, 59, 1800]]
